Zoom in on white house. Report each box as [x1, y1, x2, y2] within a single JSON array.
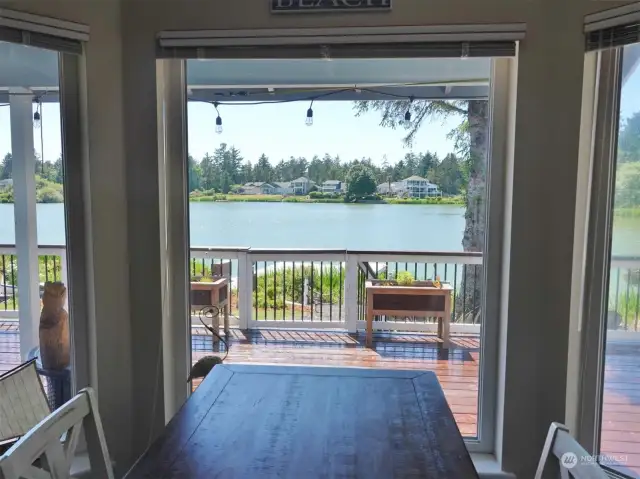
[[377, 181, 403, 196], [320, 180, 346, 194], [291, 176, 315, 195], [240, 182, 277, 195], [400, 176, 441, 198], [0, 179, 12, 189], [274, 182, 294, 195]]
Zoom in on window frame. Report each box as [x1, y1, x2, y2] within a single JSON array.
[[158, 43, 514, 455]]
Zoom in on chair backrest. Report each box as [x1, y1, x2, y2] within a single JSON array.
[[535, 422, 609, 479], [0, 387, 114, 479], [0, 360, 50, 443]]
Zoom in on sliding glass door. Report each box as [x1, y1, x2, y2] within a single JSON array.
[[582, 41, 640, 478]]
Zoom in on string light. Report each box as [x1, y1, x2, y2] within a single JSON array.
[[404, 96, 414, 123], [33, 100, 41, 128], [214, 102, 223, 134], [306, 100, 314, 126]]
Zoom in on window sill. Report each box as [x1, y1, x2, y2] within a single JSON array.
[[472, 453, 516, 479]]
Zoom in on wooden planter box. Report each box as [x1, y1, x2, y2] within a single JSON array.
[[365, 280, 453, 349], [190, 278, 230, 345]]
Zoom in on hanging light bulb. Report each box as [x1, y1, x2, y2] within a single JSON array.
[[306, 100, 314, 126], [404, 96, 414, 123], [214, 102, 223, 134], [33, 101, 41, 128]]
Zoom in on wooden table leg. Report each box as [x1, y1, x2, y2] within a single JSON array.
[[441, 293, 452, 349], [366, 291, 374, 348]]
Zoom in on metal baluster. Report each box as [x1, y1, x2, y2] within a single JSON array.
[[292, 262, 296, 322], [473, 265, 479, 324], [414, 262, 418, 280], [264, 261, 268, 321], [230, 259, 234, 312], [624, 270, 631, 331], [338, 262, 343, 321], [273, 261, 277, 322], [310, 262, 314, 322], [201, 258, 205, 277], [462, 265, 467, 323], [320, 261, 323, 322], [635, 278, 640, 331], [1, 256, 7, 311], [254, 262, 258, 321], [283, 262, 286, 322], [330, 262, 333, 323], [444, 264, 448, 281], [44, 255, 49, 282], [395, 262, 398, 279], [192, 258, 196, 277], [452, 265, 458, 321], [434, 263, 438, 278], [615, 268, 622, 330], [424, 263, 427, 281], [301, 262, 306, 322]]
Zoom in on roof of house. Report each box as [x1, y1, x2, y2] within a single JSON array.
[[403, 175, 428, 182], [323, 180, 341, 185], [292, 176, 312, 183], [275, 182, 292, 188]]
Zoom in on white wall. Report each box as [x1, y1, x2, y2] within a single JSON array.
[[0, 0, 631, 475]]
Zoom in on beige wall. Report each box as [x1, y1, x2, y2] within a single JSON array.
[[1, 0, 634, 475]]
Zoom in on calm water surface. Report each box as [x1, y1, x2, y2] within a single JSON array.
[[0, 202, 638, 255]]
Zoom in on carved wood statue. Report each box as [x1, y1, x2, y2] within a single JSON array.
[[39, 282, 70, 370]]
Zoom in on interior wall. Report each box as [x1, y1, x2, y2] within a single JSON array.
[[0, 0, 627, 475]]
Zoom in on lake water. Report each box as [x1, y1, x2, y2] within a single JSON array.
[[0, 202, 639, 255]]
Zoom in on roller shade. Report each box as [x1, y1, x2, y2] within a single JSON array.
[[585, 3, 640, 51], [158, 24, 524, 59], [0, 8, 89, 55]]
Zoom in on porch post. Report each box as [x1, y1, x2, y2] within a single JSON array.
[[9, 89, 41, 359], [344, 253, 359, 333], [237, 250, 252, 330]]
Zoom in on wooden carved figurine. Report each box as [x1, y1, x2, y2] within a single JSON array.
[[39, 282, 70, 370]]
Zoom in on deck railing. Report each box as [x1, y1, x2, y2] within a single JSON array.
[[1, 245, 639, 333]]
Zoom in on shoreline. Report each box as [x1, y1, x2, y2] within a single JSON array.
[[189, 194, 465, 206]]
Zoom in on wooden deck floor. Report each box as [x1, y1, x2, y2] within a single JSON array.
[[3, 321, 640, 476]]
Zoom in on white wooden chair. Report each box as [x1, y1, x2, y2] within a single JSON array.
[[0, 360, 51, 451], [535, 422, 608, 479], [0, 387, 114, 479]]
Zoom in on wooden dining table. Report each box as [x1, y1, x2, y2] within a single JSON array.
[[126, 364, 478, 479]]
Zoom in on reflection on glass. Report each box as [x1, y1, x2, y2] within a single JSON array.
[[600, 42, 640, 478]]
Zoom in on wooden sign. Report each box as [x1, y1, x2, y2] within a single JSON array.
[[271, 0, 391, 13]]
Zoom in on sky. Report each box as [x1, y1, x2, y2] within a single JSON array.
[[0, 100, 459, 166], [2, 47, 640, 165]]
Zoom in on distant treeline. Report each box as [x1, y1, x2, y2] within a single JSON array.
[[189, 144, 466, 195]]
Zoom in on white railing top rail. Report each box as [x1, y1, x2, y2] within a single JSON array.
[[0, 244, 638, 268]]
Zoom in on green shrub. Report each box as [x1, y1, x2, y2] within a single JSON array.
[[396, 271, 415, 286], [37, 186, 64, 203], [253, 264, 344, 310]]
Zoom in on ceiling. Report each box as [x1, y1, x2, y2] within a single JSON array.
[[0, 41, 492, 103]]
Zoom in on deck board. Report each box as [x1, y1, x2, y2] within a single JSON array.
[[3, 322, 640, 476]]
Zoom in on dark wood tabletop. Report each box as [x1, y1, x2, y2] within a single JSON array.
[[126, 364, 478, 479]]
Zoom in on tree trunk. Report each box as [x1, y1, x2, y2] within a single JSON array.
[[458, 100, 488, 323]]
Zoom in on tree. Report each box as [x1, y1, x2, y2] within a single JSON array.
[[618, 111, 640, 164], [615, 162, 640, 208], [0, 153, 11, 180], [354, 99, 488, 318], [346, 164, 377, 199], [188, 155, 202, 192]]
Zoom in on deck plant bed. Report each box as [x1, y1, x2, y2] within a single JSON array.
[[365, 272, 453, 348]]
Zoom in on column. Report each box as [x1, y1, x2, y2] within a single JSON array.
[[9, 89, 40, 360]]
